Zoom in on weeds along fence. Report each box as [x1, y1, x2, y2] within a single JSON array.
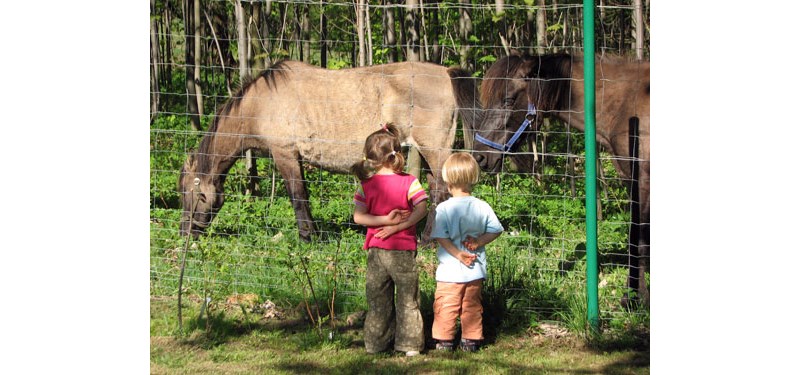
[[150, 0, 649, 330]]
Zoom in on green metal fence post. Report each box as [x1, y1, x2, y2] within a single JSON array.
[[583, 0, 600, 332]]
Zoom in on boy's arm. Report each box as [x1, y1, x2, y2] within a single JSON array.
[[436, 237, 477, 267], [373, 200, 427, 238], [463, 231, 503, 251]]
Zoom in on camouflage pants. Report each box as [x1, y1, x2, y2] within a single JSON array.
[[364, 248, 424, 353]]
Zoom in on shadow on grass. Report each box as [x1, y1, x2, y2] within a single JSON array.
[[601, 350, 650, 374]]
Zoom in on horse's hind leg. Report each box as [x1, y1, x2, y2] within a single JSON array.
[[272, 149, 315, 241]]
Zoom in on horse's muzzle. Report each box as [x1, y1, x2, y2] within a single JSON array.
[[472, 151, 502, 174]]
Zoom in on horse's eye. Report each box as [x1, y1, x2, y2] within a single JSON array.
[[503, 97, 515, 107]]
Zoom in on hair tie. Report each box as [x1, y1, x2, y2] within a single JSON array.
[[390, 150, 397, 156], [381, 123, 388, 132]]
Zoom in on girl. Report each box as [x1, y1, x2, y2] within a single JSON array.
[[351, 123, 428, 356]]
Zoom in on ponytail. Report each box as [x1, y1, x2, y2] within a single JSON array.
[[351, 157, 379, 181], [352, 123, 406, 181]]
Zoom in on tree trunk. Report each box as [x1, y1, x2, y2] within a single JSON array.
[[150, 0, 160, 122], [633, 0, 644, 60], [276, 3, 288, 59], [398, 5, 406, 60], [405, 0, 421, 62], [204, 8, 232, 96], [262, 1, 274, 68], [356, 0, 366, 67], [496, 0, 510, 56], [383, 1, 398, 63], [430, 4, 441, 63], [419, 0, 429, 61], [183, 0, 201, 130], [365, 2, 373, 66], [320, 7, 327, 67], [236, 1, 248, 85], [293, 5, 310, 62], [163, 4, 173, 87], [536, 0, 547, 54], [249, 2, 265, 74], [193, 0, 203, 117], [458, 0, 472, 70], [302, 5, 311, 64]]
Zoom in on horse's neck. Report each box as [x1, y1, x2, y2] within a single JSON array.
[[200, 133, 247, 181], [555, 77, 587, 134]]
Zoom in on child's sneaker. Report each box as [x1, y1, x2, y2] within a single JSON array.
[[405, 350, 420, 357], [435, 340, 455, 351], [459, 339, 480, 352]]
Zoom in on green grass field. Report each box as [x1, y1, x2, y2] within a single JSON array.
[[150, 298, 648, 374], [150, 115, 649, 373]]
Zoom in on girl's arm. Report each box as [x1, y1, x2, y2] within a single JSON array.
[[353, 205, 410, 227], [435, 237, 477, 267], [373, 200, 427, 239]]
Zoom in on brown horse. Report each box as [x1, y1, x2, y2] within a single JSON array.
[[472, 52, 650, 307], [179, 60, 481, 242]]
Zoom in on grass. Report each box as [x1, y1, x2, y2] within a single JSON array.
[[150, 298, 649, 374], [150, 114, 649, 373]]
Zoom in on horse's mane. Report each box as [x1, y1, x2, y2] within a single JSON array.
[[447, 66, 483, 131], [480, 53, 573, 113], [194, 60, 292, 174]]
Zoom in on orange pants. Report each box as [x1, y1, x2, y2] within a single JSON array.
[[431, 279, 483, 341]]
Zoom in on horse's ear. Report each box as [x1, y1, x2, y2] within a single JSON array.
[[509, 49, 522, 57], [520, 58, 538, 79]]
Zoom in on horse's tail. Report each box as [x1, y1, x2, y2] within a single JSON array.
[[447, 68, 482, 146]]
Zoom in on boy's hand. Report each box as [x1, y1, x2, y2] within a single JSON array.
[[462, 235, 480, 251], [456, 251, 478, 267]]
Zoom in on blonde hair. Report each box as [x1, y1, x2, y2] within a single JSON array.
[[441, 152, 480, 192], [351, 123, 406, 181]]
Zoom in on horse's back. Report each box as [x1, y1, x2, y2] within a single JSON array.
[[250, 61, 458, 171]]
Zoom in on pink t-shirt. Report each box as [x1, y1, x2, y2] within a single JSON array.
[[353, 173, 428, 251]]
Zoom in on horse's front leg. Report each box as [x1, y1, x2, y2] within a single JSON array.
[[419, 148, 452, 248], [272, 149, 316, 241]]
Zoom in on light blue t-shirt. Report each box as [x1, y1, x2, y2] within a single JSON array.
[[431, 195, 504, 283]]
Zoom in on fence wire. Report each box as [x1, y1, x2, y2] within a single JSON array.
[[150, 1, 649, 327]]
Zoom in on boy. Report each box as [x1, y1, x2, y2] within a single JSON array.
[[430, 152, 504, 352]]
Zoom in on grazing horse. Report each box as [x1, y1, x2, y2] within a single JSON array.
[[179, 60, 481, 243], [472, 52, 650, 307]]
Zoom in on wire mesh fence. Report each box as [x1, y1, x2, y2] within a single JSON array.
[[150, 0, 649, 328]]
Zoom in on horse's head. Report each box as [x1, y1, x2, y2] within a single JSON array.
[[471, 55, 533, 173], [179, 154, 225, 237], [472, 53, 571, 173]]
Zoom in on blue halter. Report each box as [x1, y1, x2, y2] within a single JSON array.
[[474, 103, 537, 152]]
